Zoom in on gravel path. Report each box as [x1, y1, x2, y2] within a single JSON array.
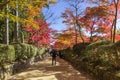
[[8, 57, 92, 80]]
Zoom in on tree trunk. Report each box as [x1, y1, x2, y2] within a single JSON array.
[[113, 0, 119, 43], [15, 0, 19, 43], [5, 3, 9, 45], [75, 7, 78, 44], [110, 19, 115, 42], [76, 20, 85, 44], [74, 24, 78, 44], [90, 26, 94, 42], [20, 31, 24, 43], [78, 27, 84, 44]]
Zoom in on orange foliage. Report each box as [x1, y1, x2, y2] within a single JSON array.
[[106, 34, 120, 42]]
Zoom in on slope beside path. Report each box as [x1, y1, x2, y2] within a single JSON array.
[[8, 56, 92, 80]]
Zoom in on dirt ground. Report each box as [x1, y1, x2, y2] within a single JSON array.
[[8, 56, 92, 80]]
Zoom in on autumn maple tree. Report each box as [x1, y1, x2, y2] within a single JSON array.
[[62, 0, 86, 44], [79, 6, 112, 42], [54, 31, 74, 49], [23, 19, 56, 47], [53, 27, 90, 49], [87, 0, 120, 42], [0, 0, 56, 45]]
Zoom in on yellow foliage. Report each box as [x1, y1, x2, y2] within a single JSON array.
[[0, 0, 56, 29], [57, 33, 74, 47]]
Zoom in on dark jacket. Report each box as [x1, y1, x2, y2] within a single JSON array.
[[50, 49, 57, 58]]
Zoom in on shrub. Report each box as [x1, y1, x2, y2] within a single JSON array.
[[14, 44, 24, 61], [96, 44, 113, 67], [14, 44, 38, 61], [36, 48, 40, 55], [39, 48, 46, 55], [61, 47, 74, 62], [86, 40, 112, 51], [0, 44, 15, 65], [61, 40, 120, 80], [27, 45, 37, 58], [73, 43, 90, 56], [84, 40, 112, 60], [110, 40, 120, 68], [20, 44, 29, 59]]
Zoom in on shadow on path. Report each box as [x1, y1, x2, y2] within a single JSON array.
[[8, 57, 92, 80]]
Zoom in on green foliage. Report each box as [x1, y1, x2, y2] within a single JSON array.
[[61, 47, 74, 62], [0, 44, 15, 65], [62, 47, 73, 55], [85, 40, 120, 69], [95, 44, 113, 66], [0, 19, 5, 43], [40, 48, 46, 54], [62, 40, 120, 80], [14, 44, 38, 61], [113, 40, 120, 50], [85, 40, 112, 61], [86, 40, 112, 50], [36, 47, 41, 56], [73, 43, 90, 56], [14, 44, 23, 61], [27, 45, 37, 58], [111, 40, 120, 68], [0, 43, 46, 65]]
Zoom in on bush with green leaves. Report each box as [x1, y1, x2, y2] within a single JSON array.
[[36, 48, 41, 56], [27, 45, 37, 58], [14, 44, 25, 61], [14, 44, 38, 61], [73, 43, 90, 56], [61, 40, 120, 80], [92, 40, 120, 69], [86, 40, 112, 50], [111, 40, 120, 68], [84, 40, 112, 59], [81, 40, 120, 80], [0, 44, 15, 66], [39, 48, 46, 55], [61, 47, 74, 62]]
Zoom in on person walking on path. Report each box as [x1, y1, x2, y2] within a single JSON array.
[[50, 49, 57, 65]]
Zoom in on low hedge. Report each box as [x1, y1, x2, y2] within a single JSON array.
[[86, 40, 112, 51], [14, 44, 26, 61], [0, 44, 15, 66], [14, 44, 46, 61], [0, 43, 47, 80], [62, 40, 120, 80], [0, 43, 46, 65], [28, 45, 37, 58], [73, 43, 90, 56], [61, 47, 77, 63]]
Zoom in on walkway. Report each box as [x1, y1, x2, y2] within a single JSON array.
[[8, 56, 92, 80]]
